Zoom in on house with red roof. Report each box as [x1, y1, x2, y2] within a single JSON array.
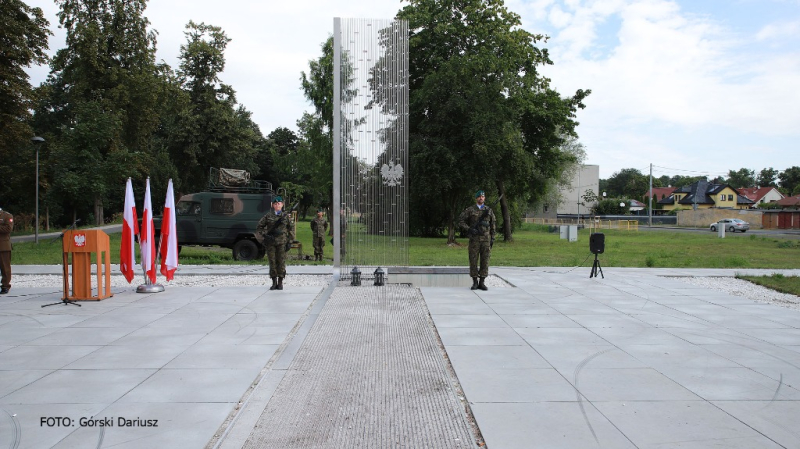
[[737, 187, 784, 208], [776, 195, 800, 208], [643, 187, 676, 203]]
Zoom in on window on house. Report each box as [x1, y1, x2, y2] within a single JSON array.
[[720, 194, 726, 201], [543, 204, 549, 212], [728, 194, 733, 201]]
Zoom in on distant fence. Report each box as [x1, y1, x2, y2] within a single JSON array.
[[524, 217, 640, 231]]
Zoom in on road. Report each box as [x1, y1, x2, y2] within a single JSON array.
[[11, 224, 122, 243]]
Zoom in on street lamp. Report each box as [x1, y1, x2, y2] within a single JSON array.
[[31, 136, 45, 244]]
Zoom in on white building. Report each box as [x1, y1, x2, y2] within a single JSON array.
[[532, 164, 600, 218]]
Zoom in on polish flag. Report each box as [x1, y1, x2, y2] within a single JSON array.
[[140, 178, 157, 284], [160, 179, 179, 280], [120, 178, 138, 283]]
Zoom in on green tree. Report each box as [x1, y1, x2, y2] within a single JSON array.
[[606, 168, 648, 199], [779, 166, 800, 196], [0, 1, 51, 215], [33, 0, 161, 225], [593, 198, 628, 215], [396, 0, 589, 242], [298, 37, 336, 214], [756, 167, 779, 187], [726, 168, 755, 188], [169, 21, 263, 193]]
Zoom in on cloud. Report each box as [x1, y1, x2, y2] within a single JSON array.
[[756, 19, 800, 41], [536, 0, 800, 138]]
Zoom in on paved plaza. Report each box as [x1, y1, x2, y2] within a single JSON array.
[[2, 265, 800, 448]]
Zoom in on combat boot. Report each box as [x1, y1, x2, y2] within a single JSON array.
[[478, 277, 488, 291], [277, 277, 284, 290], [470, 277, 479, 290], [269, 277, 278, 290]]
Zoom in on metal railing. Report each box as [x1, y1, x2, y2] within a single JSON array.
[[524, 217, 640, 231]]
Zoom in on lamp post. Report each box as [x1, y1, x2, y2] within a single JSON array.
[[31, 136, 45, 244]]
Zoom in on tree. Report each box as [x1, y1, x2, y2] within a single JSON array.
[[32, 0, 161, 225], [605, 168, 648, 199], [169, 21, 263, 193], [593, 198, 628, 215], [779, 166, 800, 196], [0, 1, 51, 214], [396, 0, 589, 242], [756, 168, 779, 187], [298, 37, 336, 214], [581, 189, 599, 205], [726, 168, 755, 188]]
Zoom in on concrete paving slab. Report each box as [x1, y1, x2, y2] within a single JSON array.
[[3, 369, 157, 404], [164, 344, 279, 369], [432, 313, 510, 328], [456, 368, 578, 402], [535, 345, 647, 371], [0, 345, 100, 370], [712, 400, 800, 448], [118, 368, 262, 403], [594, 400, 783, 448], [445, 345, 551, 370], [438, 327, 528, 346], [516, 327, 610, 346], [471, 402, 637, 449], [658, 366, 800, 400], [571, 368, 702, 401]]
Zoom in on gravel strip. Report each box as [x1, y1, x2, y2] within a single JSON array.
[[672, 276, 800, 311], [11, 274, 331, 289], [10, 274, 508, 289]]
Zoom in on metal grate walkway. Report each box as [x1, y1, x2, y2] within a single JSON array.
[[242, 284, 477, 448]]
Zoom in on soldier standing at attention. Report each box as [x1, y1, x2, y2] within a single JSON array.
[[257, 196, 294, 290], [310, 208, 328, 262], [458, 190, 496, 291], [0, 207, 13, 294]]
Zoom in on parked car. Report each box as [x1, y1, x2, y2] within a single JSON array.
[[709, 218, 750, 233]]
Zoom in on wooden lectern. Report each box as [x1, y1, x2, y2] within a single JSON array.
[[61, 229, 113, 300]]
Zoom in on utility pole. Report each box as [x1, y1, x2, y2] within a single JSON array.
[[648, 163, 653, 227]]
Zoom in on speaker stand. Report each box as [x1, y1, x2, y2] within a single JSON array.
[[590, 253, 604, 279]]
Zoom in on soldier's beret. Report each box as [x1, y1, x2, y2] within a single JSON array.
[[317, 207, 325, 213], [273, 195, 283, 203], [475, 190, 485, 198]]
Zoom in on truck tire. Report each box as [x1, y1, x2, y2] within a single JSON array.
[[233, 239, 260, 261]]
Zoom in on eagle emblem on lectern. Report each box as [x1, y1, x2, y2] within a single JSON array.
[[380, 160, 404, 187], [74, 233, 86, 247]]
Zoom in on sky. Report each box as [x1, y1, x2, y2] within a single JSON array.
[[25, 0, 800, 180]]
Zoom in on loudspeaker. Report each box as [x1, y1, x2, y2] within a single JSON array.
[[590, 233, 605, 254]]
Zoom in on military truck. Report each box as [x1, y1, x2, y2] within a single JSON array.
[[153, 168, 275, 261]]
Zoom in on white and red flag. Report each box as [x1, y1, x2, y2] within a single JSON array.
[[120, 178, 139, 283], [160, 179, 179, 281], [140, 178, 157, 284]]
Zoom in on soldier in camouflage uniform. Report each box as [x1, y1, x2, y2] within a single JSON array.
[[458, 190, 496, 291], [257, 196, 295, 290], [310, 208, 328, 261]]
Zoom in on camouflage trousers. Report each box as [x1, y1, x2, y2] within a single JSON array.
[[468, 237, 491, 278], [313, 236, 325, 256], [266, 244, 287, 278]]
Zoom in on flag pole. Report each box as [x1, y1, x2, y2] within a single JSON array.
[[136, 178, 164, 293]]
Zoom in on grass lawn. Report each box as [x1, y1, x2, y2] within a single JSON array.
[[737, 273, 800, 296], [13, 222, 800, 269]]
